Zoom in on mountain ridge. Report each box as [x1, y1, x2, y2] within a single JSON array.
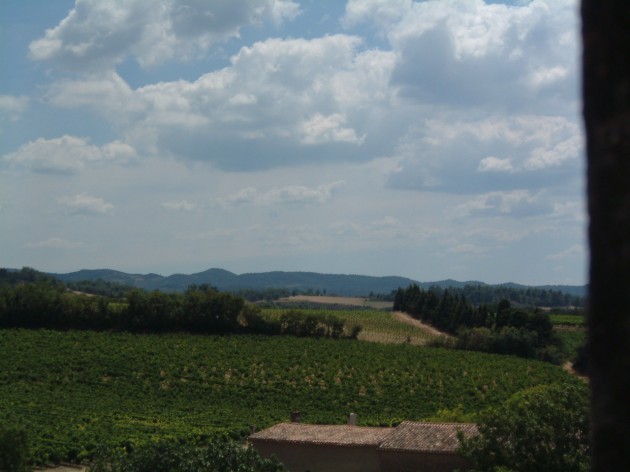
[[49, 268, 586, 298]]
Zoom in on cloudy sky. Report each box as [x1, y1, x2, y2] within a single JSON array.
[[0, 0, 586, 285]]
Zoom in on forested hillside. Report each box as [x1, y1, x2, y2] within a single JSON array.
[[46, 267, 586, 301]]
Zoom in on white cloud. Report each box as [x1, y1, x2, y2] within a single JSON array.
[[58, 194, 114, 215], [42, 34, 388, 170], [29, 0, 300, 71], [373, 0, 579, 111], [525, 134, 582, 170], [300, 113, 365, 145], [454, 190, 552, 218], [477, 156, 514, 173], [46, 72, 139, 118], [2, 1, 585, 285], [0, 95, 29, 121], [2, 135, 138, 174], [387, 115, 582, 193], [343, 0, 412, 32], [546, 244, 584, 260], [219, 181, 345, 206]]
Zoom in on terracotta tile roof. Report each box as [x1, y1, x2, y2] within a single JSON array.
[[249, 423, 394, 447], [378, 421, 478, 453], [249, 421, 478, 453]]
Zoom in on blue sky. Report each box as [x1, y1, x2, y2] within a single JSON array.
[[0, 0, 585, 285]]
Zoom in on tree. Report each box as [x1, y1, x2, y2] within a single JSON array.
[[459, 383, 590, 472]]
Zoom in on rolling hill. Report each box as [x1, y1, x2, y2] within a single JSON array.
[[49, 268, 587, 299]]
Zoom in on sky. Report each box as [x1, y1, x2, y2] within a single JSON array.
[[0, 0, 586, 285]]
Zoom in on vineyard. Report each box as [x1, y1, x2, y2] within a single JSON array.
[[0, 328, 579, 465]]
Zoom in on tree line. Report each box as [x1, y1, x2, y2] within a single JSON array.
[[0, 269, 359, 339], [393, 285, 562, 362]]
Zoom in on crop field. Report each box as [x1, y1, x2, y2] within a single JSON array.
[[550, 313, 586, 326], [260, 308, 438, 345], [0, 329, 579, 465]]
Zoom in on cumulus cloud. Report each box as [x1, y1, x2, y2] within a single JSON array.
[[300, 113, 365, 145], [343, 0, 412, 32], [387, 115, 582, 193], [32, 0, 580, 194], [347, 0, 579, 111], [219, 181, 345, 206], [29, 0, 300, 71], [58, 194, 114, 215], [46, 72, 139, 118], [42, 34, 392, 170], [2, 135, 138, 174]]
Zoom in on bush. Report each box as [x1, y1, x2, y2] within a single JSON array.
[[459, 383, 590, 472], [88, 438, 285, 472]]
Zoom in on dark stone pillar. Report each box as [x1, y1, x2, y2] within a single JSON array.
[[582, 1, 630, 470]]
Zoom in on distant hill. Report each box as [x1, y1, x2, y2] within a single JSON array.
[[49, 268, 587, 299]]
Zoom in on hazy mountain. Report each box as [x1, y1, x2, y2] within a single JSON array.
[[50, 268, 587, 298]]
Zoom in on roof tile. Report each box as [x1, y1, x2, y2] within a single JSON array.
[[249, 423, 394, 447], [378, 422, 478, 453]]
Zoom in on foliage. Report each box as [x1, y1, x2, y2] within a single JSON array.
[[445, 284, 585, 308], [0, 428, 30, 472], [0, 267, 64, 289], [88, 438, 284, 472], [262, 308, 434, 344], [234, 288, 291, 302], [555, 328, 587, 363], [459, 383, 591, 472], [66, 279, 135, 298], [0, 329, 577, 465], [243, 309, 361, 339], [394, 286, 562, 362], [0, 282, 359, 340]]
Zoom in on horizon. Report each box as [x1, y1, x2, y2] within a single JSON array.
[[10, 264, 586, 288], [1, 1, 586, 287]]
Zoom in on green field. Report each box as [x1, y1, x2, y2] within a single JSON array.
[[550, 313, 585, 326], [261, 308, 437, 344], [0, 328, 579, 465]]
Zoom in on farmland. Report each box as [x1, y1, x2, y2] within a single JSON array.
[[0, 328, 578, 465], [549, 313, 586, 326], [260, 308, 438, 345]]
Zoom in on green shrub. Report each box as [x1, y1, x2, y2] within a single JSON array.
[[459, 383, 590, 472], [88, 438, 284, 472]]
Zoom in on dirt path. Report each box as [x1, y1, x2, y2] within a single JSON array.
[[563, 361, 589, 383], [392, 311, 452, 338]]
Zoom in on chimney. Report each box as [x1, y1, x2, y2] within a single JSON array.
[[347, 413, 357, 426], [291, 411, 301, 423]]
